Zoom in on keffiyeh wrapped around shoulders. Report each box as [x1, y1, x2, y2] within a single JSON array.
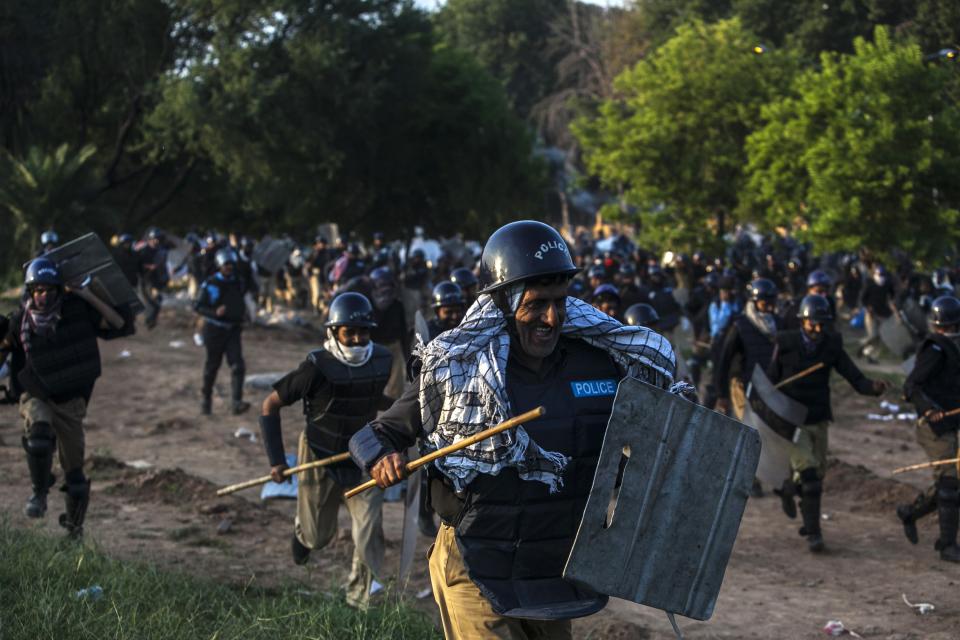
[[416, 294, 678, 492]]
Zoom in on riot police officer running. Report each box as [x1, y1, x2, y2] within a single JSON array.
[[259, 292, 393, 607], [715, 279, 781, 420], [1, 258, 132, 538], [349, 220, 679, 639], [898, 295, 960, 562], [769, 294, 887, 552], [195, 248, 251, 416]]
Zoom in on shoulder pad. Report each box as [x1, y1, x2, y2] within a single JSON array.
[[306, 348, 329, 366]]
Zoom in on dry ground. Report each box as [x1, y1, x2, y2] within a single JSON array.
[[1, 305, 957, 639]]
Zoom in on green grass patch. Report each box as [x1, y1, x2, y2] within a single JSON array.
[[0, 521, 439, 640]]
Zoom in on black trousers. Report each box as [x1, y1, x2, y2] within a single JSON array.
[[202, 323, 245, 400]]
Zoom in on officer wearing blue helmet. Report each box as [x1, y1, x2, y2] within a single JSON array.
[[1, 258, 132, 538], [195, 248, 252, 416]]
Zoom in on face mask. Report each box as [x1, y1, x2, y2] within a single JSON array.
[[339, 343, 371, 364], [325, 329, 373, 366]]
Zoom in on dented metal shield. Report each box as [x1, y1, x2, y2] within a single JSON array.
[[881, 316, 916, 360], [563, 377, 760, 621], [252, 236, 295, 274], [44, 233, 143, 313], [747, 364, 806, 441]]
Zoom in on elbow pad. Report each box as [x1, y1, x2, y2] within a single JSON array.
[[259, 414, 286, 467]]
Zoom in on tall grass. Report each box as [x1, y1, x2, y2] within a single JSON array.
[[0, 521, 439, 640]]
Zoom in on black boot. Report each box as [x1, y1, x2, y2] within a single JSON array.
[[935, 476, 960, 563], [775, 478, 798, 519], [201, 395, 212, 416], [59, 471, 90, 540], [750, 477, 764, 498], [22, 425, 56, 518], [230, 369, 249, 415], [896, 490, 937, 545], [798, 472, 824, 552], [291, 534, 311, 565]]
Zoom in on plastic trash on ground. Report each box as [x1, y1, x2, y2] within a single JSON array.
[[75, 586, 104, 600], [125, 459, 153, 469], [880, 400, 900, 413], [118, 350, 132, 359], [234, 427, 257, 443], [261, 453, 298, 500], [902, 593, 935, 615], [168, 340, 185, 349], [823, 620, 862, 637]]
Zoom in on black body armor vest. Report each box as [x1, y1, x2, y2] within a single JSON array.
[[453, 339, 621, 620], [916, 335, 960, 432], [20, 296, 101, 401], [303, 345, 392, 486]]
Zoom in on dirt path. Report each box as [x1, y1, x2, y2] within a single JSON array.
[[1, 306, 957, 639]]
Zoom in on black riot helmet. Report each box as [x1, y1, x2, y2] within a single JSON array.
[[24, 257, 63, 288], [478, 220, 579, 294], [749, 278, 778, 302], [806, 269, 832, 289], [215, 248, 238, 268], [930, 295, 960, 328], [797, 294, 834, 322], [450, 267, 478, 290], [432, 281, 466, 309], [325, 292, 377, 328], [624, 303, 660, 328]]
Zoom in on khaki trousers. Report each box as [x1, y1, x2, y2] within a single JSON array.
[[295, 432, 384, 607], [383, 340, 407, 401], [428, 523, 573, 640], [730, 378, 746, 421], [916, 422, 959, 481], [789, 421, 830, 482], [20, 393, 87, 473]]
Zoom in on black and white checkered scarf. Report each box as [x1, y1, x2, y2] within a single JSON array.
[[416, 293, 680, 492]]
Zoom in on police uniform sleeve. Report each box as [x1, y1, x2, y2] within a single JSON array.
[[349, 373, 423, 472], [273, 359, 324, 406], [904, 343, 944, 414]]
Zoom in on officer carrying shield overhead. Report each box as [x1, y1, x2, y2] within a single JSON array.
[[1, 258, 133, 538], [898, 295, 960, 562], [349, 220, 683, 639], [259, 292, 393, 607]]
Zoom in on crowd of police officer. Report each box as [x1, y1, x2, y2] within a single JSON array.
[[3, 220, 959, 638]]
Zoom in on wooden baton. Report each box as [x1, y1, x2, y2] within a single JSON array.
[[919, 406, 960, 425], [216, 452, 352, 496], [344, 405, 546, 500], [774, 362, 825, 389], [892, 457, 960, 475]]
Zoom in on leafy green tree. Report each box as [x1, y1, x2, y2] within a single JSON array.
[[742, 27, 960, 262], [435, 0, 564, 119], [573, 18, 795, 251], [0, 144, 98, 265]]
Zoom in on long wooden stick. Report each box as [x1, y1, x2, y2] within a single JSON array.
[[344, 406, 546, 499], [774, 362, 825, 389], [892, 458, 960, 475], [216, 452, 352, 496]]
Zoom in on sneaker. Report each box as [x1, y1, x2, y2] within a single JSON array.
[[24, 493, 47, 518], [291, 535, 310, 565]]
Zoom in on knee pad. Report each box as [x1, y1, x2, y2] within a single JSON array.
[[937, 476, 959, 504], [64, 469, 90, 499], [799, 469, 822, 496], [23, 422, 56, 457]]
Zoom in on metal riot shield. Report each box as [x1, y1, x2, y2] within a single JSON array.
[[252, 236, 295, 274], [564, 377, 760, 621], [741, 391, 792, 488], [43, 233, 143, 313], [746, 365, 806, 442], [880, 316, 915, 360]]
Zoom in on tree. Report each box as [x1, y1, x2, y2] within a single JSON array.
[[742, 27, 960, 262], [0, 144, 98, 269], [435, 0, 564, 120], [572, 18, 795, 251]]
